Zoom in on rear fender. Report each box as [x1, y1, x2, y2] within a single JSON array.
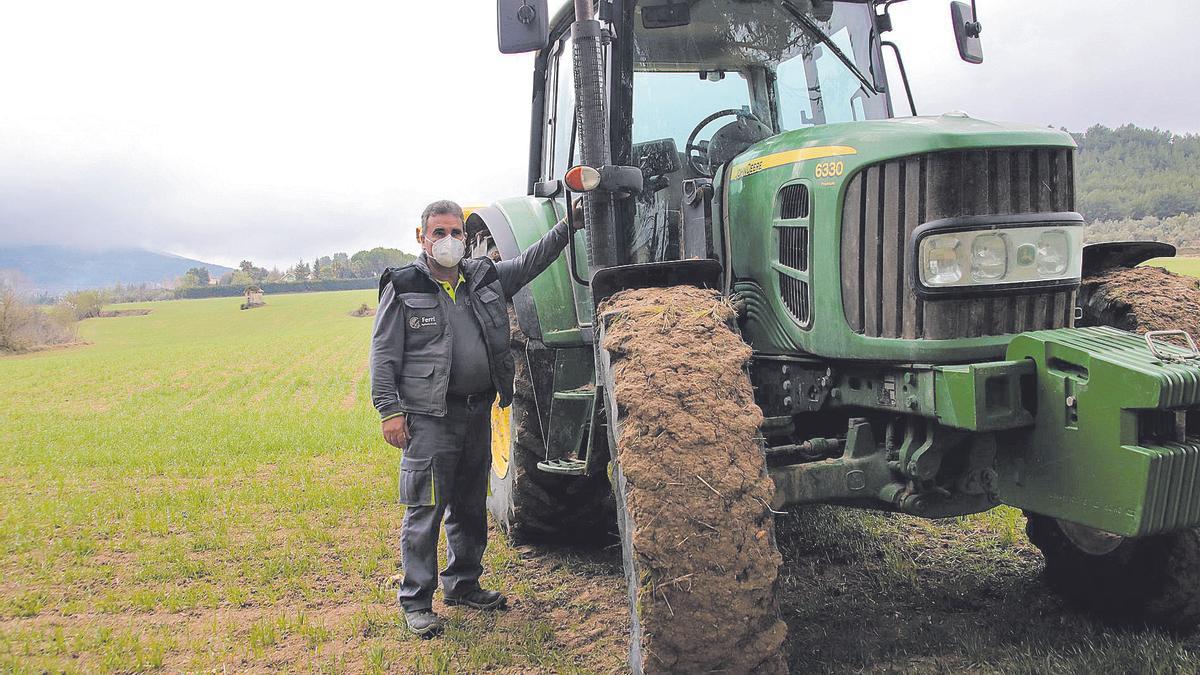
[[1082, 241, 1176, 276], [465, 196, 590, 346], [468, 197, 599, 464]]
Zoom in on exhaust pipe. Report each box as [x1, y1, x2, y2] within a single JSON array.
[[571, 0, 619, 281]]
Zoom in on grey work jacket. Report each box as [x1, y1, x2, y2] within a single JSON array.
[[369, 220, 572, 419]]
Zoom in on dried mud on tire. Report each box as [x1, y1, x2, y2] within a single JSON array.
[[600, 286, 787, 674], [1078, 265, 1200, 338]]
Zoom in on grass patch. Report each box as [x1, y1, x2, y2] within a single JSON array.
[[1145, 256, 1200, 278], [0, 291, 624, 672]]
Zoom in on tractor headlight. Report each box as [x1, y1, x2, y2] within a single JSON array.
[[970, 233, 1008, 281], [921, 234, 962, 285], [1036, 230, 1070, 277], [916, 222, 1082, 291]]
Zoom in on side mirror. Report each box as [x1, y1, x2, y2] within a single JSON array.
[[632, 138, 682, 178], [811, 0, 834, 23], [642, 2, 690, 29], [497, 0, 550, 54], [950, 1, 983, 64]]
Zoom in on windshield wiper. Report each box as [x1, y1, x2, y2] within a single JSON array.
[[779, 1, 878, 94]]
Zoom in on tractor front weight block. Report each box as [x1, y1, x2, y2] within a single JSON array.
[[996, 326, 1200, 537]]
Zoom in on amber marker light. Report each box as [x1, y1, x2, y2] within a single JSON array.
[[564, 165, 601, 192]]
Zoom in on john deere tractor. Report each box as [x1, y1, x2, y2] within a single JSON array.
[[473, 1, 1200, 672]]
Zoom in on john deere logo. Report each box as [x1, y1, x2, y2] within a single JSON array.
[[1016, 243, 1037, 267]]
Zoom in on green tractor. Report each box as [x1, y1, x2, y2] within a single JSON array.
[[475, 0, 1200, 671]]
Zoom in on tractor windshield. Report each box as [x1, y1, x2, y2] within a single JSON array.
[[618, 0, 888, 263], [631, 0, 889, 150]]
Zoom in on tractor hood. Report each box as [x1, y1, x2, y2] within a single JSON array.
[[728, 112, 1076, 180], [723, 111, 1081, 365]]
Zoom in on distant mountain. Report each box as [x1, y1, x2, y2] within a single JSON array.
[[0, 245, 234, 295]]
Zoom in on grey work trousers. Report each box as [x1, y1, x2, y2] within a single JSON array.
[[396, 393, 493, 612]]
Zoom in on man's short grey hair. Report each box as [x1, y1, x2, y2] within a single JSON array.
[[420, 200, 464, 233]]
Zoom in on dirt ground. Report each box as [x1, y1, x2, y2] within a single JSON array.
[[513, 504, 1200, 674], [438, 502, 1200, 674]]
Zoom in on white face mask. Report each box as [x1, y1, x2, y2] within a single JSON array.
[[430, 235, 465, 268]]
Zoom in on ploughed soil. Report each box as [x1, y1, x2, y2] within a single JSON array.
[[600, 286, 787, 674], [1080, 266, 1200, 339]]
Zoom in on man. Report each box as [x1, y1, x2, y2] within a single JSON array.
[[370, 198, 580, 638]]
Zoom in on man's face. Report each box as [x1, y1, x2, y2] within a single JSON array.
[[417, 213, 466, 259]]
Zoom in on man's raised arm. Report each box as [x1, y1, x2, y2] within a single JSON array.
[[494, 215, 577, 297]]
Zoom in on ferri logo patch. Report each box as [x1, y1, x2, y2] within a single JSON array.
[[408, 315, 438, 329]]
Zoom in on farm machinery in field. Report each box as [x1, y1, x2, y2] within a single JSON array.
[[472, 0, 1200, 671]]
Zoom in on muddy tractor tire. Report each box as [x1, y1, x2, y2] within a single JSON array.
[[1025, 265, 1200, 629], [1076, 265, 1200, 337], [1025, 514, 1200, 629], [601, 287, 788, 674], [486, 310, 614, 544]]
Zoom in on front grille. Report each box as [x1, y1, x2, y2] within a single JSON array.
[[780, 273, 810, 327], [840, 147, 1077, 339], [779, 226, 808, 272], [778, 184, 810, 219]]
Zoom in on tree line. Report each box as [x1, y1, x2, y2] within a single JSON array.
[[175, 247, 415, 290], [1083, 213, 1199, 250], [1074, 124, 1200, 223]]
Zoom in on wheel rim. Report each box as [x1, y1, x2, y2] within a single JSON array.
[[1057, 518, 1125, 555], [490, 399, 512, 479]]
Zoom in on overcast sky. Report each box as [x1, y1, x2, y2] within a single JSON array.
[[0, 0, 1196, 268]]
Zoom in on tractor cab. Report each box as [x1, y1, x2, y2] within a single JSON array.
[[535, 0, 894, 264], [627, 0, 891, 262]]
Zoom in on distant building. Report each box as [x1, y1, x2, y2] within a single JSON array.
[[241, 286, 265, 310]]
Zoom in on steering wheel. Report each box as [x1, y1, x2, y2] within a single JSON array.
[[685, 108, 764, 177]]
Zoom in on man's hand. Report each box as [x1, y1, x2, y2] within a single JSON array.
[[567, 199, 585, 231], [382, 415, 409, 448]]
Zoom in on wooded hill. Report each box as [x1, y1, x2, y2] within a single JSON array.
[[1074, 124, 1200, 221], [1074, 125, 1200, 249]]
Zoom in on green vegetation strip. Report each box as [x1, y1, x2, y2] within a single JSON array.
[[0, 291, 623, 673], [1145, 256, 1200, 278]]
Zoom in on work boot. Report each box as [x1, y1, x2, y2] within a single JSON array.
[[444, 588, 507, 611], [404, 609, 443, 638]]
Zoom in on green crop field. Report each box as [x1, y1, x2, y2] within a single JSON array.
[[4, 290, 1200, 673], [0, 291, 626, 672], [1147, 256, 1200, 278]]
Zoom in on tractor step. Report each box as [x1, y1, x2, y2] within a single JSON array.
[[536, 458, 588, 475]]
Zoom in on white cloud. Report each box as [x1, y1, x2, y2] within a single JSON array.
[[0, 0, 1195, 268], [887, 0, 1200, 132]]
